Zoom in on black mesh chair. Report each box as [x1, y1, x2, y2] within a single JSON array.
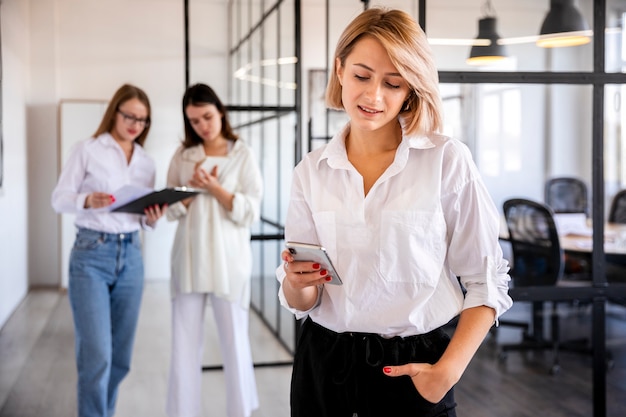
[[544, 177, 589, 215], [499, 198, 592, 374], [606, 190, 626, 302], [545, 177, 591, 275], [608, 189, 626, 224]]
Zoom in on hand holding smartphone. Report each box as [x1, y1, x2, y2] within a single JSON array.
[[285, 241, 343, 285]]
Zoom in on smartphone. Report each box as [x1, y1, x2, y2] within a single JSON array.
[[285, 241, 343, 285]]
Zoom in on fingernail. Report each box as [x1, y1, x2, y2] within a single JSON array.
[[110, 195, 116, 202], [312, 263, 320, 269], [320, 270, 328, 276], [325, 276, 331, 282], [383, 367, 392, 374]]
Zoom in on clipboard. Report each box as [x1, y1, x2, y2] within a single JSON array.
[[111, 187, 201, 214]]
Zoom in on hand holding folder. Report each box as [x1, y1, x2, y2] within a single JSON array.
[[106, 185, 201, 214]]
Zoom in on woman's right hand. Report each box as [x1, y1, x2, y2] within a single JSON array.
[[280, 249, 330, 311], [281, 250, 331, 289], [85, 192, 115, 209]]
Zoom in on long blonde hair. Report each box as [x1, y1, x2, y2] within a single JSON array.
[[325, 7, 443, 136]]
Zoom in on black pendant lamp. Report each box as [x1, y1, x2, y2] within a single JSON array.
[[537, 0, 591, 48], [467, 1, 508, 66]]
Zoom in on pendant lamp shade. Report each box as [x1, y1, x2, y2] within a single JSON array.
[[467, 17, 508, 66], [537, 0, 591, 48]]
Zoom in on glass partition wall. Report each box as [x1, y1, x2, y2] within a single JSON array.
[[226, 0, 300, 355]]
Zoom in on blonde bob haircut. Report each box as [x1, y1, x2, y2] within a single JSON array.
[[93, 84, 152, 147], [325, 7, 443, 136]]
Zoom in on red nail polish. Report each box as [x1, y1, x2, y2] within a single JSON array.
[[312, 263, 320, 269], [383, 367, 392, 374], [320, 269, 328, 276], [110, 195, 116, 202], [325, 276, 331, 282]]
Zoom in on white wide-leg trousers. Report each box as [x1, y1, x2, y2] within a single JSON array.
[[166, 293, 259, 417]]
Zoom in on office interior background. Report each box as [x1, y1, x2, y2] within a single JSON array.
[[2, 0, 626, 415]]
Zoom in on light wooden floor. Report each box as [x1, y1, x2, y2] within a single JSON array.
[[2, 282, 626, 417], [0, 283, 292, 417]]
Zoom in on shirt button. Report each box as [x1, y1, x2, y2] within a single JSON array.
[[120, 233, 125, 240]]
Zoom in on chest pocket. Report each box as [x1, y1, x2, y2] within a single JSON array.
[[379, 210, 447, 286]]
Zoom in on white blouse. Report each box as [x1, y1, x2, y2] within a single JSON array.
[[276, 122, 513, 337], [51, 133, 156, 233], [166, 140, 263, 308]]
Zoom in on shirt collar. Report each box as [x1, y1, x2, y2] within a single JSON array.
[[99, 132, 151, 164], [181, 139, 241, 159], [99, 132, 118, 147], [99, 131, 141, 151], [315, 117, 437, 170]]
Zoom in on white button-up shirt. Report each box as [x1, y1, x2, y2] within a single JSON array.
[[51, 133, 156, 233], [277, 122, 513, 337]]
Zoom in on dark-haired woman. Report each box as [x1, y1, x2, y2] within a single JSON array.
[[51, 84, 165, 417], [165, 83, 262, 417]]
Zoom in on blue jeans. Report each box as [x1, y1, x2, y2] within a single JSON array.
[[68, 227, 144, 417]]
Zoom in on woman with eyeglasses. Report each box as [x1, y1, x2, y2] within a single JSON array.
[[51, 84, 165, 417]]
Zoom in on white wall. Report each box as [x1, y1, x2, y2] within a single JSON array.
[[0, 0, 31, 329]]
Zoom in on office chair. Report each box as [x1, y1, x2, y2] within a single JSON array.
[[608, 189, 626, 224], [545, 177, 591, 274], [499, 198, 592, 374], [544, 177, 589, 215], [606, 190, 626, 304]]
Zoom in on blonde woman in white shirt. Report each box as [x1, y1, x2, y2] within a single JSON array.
[[165, 83, 262, 417], [276, 8, 513, 417], [51, 84, 165, 417]]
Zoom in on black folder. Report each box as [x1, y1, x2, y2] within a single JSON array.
[[112, 187, 201, 214]]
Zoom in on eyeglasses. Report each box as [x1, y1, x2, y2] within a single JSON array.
[[117, 110, 150, 128]]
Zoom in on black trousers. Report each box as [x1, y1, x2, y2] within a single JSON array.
[[290, 318, 457, 417]]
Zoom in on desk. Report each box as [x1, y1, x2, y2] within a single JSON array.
[[560, 224, 626, 255], [499, 214, 626, 256]]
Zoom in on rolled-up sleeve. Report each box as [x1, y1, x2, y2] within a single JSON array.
[[442, 147, 513, 322]]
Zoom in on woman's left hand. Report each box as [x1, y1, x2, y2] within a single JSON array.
[[144, 203, 167, 227], [382, 362, 456, 404]]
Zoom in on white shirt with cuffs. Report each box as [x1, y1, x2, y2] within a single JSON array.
[[276, 121, 513, 338]]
